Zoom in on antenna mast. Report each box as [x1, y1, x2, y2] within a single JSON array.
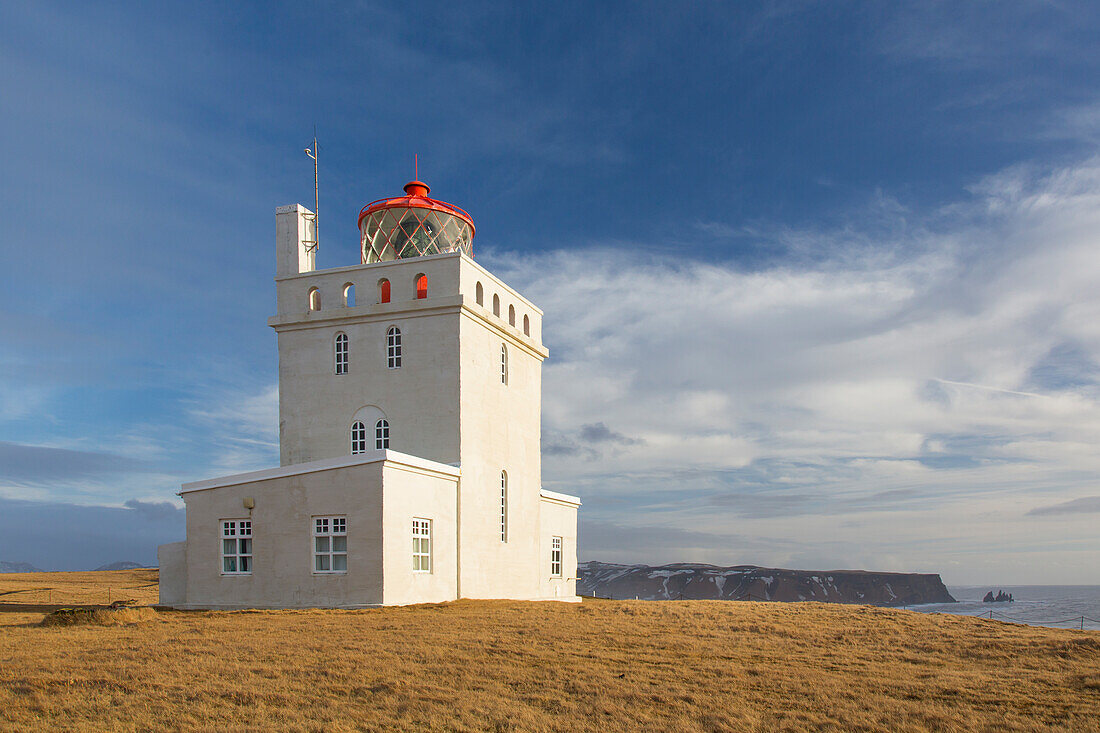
[[304, 130, 319, 253]]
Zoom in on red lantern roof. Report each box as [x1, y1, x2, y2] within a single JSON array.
[[357, 181, 475, 235]]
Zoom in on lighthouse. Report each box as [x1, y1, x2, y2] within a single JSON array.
[[158, 181, 580, 608]]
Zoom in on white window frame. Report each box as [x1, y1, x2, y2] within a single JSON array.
[[551, 536, 562, 578], [500, 470, 508, 543], [334, 332, 349, 375], [412, 518, 432, 573], [313, 516, 347, 574], [387, 326, 402, 369], [501, 343, 508, 385], [351, 420, 367, 454], [221, 519, 252, 575], [375, 418, 390, 449]]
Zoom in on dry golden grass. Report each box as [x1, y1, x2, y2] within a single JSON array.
[[39, 607, 159, 628], [0, 569, 159, 608], [1, 571, 1098, 732]]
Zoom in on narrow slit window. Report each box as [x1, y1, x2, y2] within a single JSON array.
[[508, 304, 516, 326], [375, 418, 390, 449], [343, 283, 355, 307], [313, 516, 347, 573], [492, 294, 500, 316], [387, 326, 402, 369], [351, 421, 368, 454], [523, 314, 530, 336], [476, 281, 484, 306], [501, 343, 508, 385], [334, 333, 349, 375], [500, 470, 508, 543], [416, 274, 427, 299], [308, 287, 321, 311], [379, 278, 391, 304], [221, 520, 252, 574]]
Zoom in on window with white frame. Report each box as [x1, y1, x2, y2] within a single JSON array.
[[500, 470, 508, 542], [221, 519, 252, 574], [387, 326, 402, 368], [351, 420, 367, 454], [313, 516, 347, 573], [375, 418, 390, 449], [551, 536, 562, 577], [334, 333, 349, 375], [501, 343, 508, 385], [412, 518, 431, 572]]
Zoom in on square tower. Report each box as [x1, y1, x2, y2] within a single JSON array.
[[158, 180, 579, 607]]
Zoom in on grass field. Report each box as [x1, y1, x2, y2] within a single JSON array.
[[1, 571, 1098, 731], [0, 569, 158, 609]]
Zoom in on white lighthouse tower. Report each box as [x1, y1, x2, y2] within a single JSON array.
[[158, 181, 580, 608]]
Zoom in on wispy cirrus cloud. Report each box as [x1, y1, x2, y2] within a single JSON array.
[[1027, 496, 1100, 517], [484, 156, 1100, 583]]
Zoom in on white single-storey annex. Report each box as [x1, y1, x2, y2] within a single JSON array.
[[158, 180, 580, 608]]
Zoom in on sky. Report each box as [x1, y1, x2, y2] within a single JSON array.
[[2, 1, 1099, 583]]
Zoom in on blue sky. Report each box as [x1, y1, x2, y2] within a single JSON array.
[[2, 2, 1100, 582]]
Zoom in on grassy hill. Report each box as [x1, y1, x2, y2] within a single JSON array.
[[1, 570, 1098, 731]]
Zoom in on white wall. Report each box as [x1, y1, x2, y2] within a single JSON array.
[[171, 454, 458, 609], [381, 462, 458, 605], [157, 542, 186, 606], [538, 493, 580, 600]]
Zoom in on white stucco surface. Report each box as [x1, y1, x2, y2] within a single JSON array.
[[159, 203, 578, 609]]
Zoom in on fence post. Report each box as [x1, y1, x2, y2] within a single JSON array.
[[1082, 616, 1085, 631], [988, 610, 993, 619]]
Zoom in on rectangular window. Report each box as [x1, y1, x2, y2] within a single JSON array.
[[551, 536, 562, 578], [412, 518, 431, 573], [387, 328, 402, 369], [335, 334, 349, 375], [313, 516, 347, 573], [221, 519, 252, 574]]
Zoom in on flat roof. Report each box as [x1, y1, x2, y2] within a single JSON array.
[[540, 488, 582, 506], [180, 450, 461, 494]]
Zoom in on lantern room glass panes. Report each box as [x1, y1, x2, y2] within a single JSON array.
[[361, 207, 473, 263]]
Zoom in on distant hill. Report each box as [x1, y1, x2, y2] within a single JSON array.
[[93, 561, 147, 571], [579, 561, 956, 606], [1, 561, 44, 573]]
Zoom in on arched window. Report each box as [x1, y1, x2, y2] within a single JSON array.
[[378, 278, 390, 304], [343, 283, 355, 307], [334, 333, 349, 375], [375, 418, 390, 449], [350, 421, 367, 454], [492, 294, 500, 316], [500, 470, 508, 543], [387, 326, 402, 369], [476, 281, 484, 306], [508, 305, 516, 327], [415, 274, 427, 299], [523, 314, 530, 336], [308, 287, 321, 311], [501, 343, 508, 385]]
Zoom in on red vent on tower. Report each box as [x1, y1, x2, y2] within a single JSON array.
[[358, 181, 475, 263]]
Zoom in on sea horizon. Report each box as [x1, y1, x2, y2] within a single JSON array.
[[905, 584, 1100, 631]]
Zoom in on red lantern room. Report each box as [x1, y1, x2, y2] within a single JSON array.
[[357, 181, 475, 264]]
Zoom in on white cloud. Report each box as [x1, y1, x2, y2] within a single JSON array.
[[485, 156, 1100, 584]]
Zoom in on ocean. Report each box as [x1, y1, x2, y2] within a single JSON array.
[[904, 585, 1100, 631]]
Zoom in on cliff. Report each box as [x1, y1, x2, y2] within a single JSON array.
[[579, 561, 956, 606]]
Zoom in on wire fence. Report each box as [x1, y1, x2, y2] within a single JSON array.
[[968, 609, 1100, 631], [0, 585, 155, 607], [579, 592, 1100, 631]]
